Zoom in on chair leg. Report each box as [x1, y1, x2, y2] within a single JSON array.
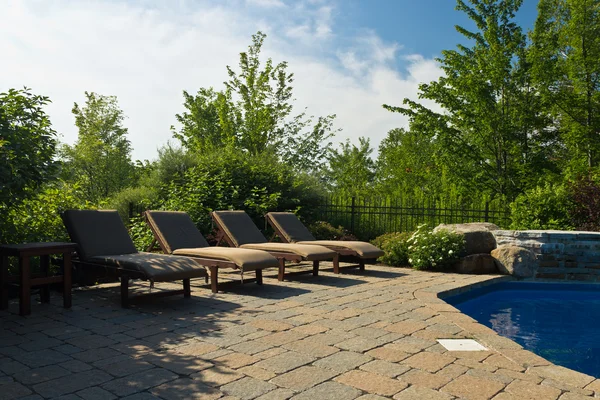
[[333, 254, 340, 274], [359, 259, 365, 271], [312, 260, 319, 276], [210, 266, 218, 293], [183, 279, 191, 298], [256, 269, 263, 285], [278, 258, 285, 281], [120, 274, 129, 308]]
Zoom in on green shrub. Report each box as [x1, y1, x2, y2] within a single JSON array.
[[407, 224, 464, 270], [128, 216, 154, 252], [371, 232, 412, 267], [509, 183, 572, 230], [108, 186, 159, 221], [308, 221, 357, 240]]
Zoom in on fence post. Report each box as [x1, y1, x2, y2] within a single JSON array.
[[128, 202, 134, 221], [484, 201, 489, 222], [350, 196, 356, 234]]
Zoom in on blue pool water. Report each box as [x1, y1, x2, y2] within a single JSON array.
[[446, 282, 600, 377]]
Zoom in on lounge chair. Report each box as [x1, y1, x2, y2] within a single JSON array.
[[265, 212, 384, 273], [144, 210, 279, 293], [211, 210, 337, 280], [61, 209, 209, 307]]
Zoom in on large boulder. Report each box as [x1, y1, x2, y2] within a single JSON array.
[[455, 253, 499, 274], [491, 245, 537, 278], [434, 223, 498, 255]]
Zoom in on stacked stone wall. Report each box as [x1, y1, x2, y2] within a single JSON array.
[[493, 230, 600, 281]]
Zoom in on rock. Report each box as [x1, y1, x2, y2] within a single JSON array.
[[455, 253, 499, 274], [491, 245, 537, 278], [434, 222, 500, 232], [434, 223, 498, 255]]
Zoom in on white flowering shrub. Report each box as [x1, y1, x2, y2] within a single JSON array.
[[407, 224, 465, 270]]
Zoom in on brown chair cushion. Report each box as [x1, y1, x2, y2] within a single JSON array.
[[89, 252, 207, 282], [145, 211, 210, 254], [172, 247, 279, 271], [212, 211, 267, 246], [240, 242, 336, 261], [298, 240, 385, 259], [62, 209, 137, 261], [266, 212, 316, 242]]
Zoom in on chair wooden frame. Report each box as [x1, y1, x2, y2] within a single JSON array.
[[211, 213, 334, 280], [265, 213, 366, 274], [143, 212, 269, 293]]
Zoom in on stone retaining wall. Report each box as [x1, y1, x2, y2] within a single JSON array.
[[493, 230, 600, 281]]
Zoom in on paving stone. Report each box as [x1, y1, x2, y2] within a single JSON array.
[[121, 392, 163, 400], [73, 347, 122, 363], [306, 330, 355, 346], [214, 352, 260, 369], [385, 320, 428, 335], [504, 379, 562, 399], [191, 366, 244, 387], [221, 376, 277, 400], [33, 369, 113, 398], [291, 324, 328, 335], [359, 359, 410, 378], [528, 365, 595, 388], [0, 359, 30, 375], [59, 360, 94, 372], [238, 365, 277, 381], [271, 366, 339, 391], [229, 340, 274, 355], [255, 388, 295, 400], [366, 346, 411, 362], [250, 320, 293, 332], [355, 395, 390, 400], [335, 369, 408, 396], [13, 364, 71, 385], [258, 331, 307, 346], [13, 348, 73, 368], [393, 385, 453, 400], [140, 352, 213, 375], [282, 339, 339, 357], [0, 381, 32, 399], [558, 393, 597, 400], [441, 374, 506, 400], [467, 368, 514, 385], [313, 351, 372, 372], [290, 381, 361, 400], [390, 336, 437, 353], [54, 344, 84, 355], [76, 386, 117, 400], [102, 368, 178, 396], [150, 378, 222, 400], [255, 351, 314, 373], [67, 335, 117, 350], [97, 357, 154, 377], [484, 354, 526, 372], [401, 352, 456, 373], [173, 341, 220, 356]]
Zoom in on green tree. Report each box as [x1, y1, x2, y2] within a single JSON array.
[[0, 88, 58, 206], [173, 32, 337, 173], [327, 137, 375, 197], [61, 92, 135, 203], [530, 0, 600, 172], [385, 0, 552, 201], [375, 128, 443, 196]]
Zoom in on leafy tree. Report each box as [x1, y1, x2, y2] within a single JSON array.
[[375, 128, 443, 196], [61, 92, 135, 203], [0, 88, 58, 206], [173, 32, 337, 173], [327, 137, 376, 197], [384, 0, 552, 201], [530, 0, 600, 172]]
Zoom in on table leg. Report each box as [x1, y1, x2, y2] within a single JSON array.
[[63, 252, 72, 309], [19, 256, 31, 316], [0, 255, 8, 310], [40, 255, 50, 303]]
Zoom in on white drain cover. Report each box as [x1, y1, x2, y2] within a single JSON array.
[[437, 339, 488, 351]]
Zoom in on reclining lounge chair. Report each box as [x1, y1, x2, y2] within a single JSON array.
[[211, 210, 337, 280], [61, 209, 209, 307], [144, 210, 279, 293], [266, 212, 384, 273]]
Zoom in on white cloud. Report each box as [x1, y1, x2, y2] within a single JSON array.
[[0, 0, 442, 161]]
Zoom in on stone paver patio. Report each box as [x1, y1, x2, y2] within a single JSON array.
[[1, 262, 598, 400]]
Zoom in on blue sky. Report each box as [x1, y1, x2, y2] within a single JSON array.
[[0, 0, 541, 161]]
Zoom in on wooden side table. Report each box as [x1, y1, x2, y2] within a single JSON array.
[[0, 242, 77, 316]]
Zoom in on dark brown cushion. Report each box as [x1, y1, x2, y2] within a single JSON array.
[[212, 211, 267, 247], [267, 212, 316, 242], [145, 211, 209, 254], [61, 210, 137, 261], [89, 252, 207, 282]]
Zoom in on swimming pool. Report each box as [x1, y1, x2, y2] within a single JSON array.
[[445, 281, 600, 377]]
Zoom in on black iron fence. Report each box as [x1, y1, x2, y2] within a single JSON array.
[[313, 196, 511, 241]]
